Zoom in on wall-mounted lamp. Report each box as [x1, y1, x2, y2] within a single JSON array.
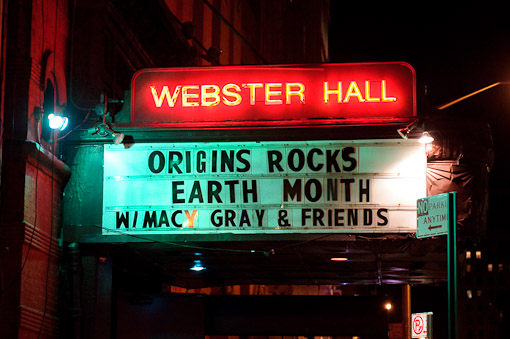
[[397, 120, 434, 144], [48, 113, 69, 131], [397, 121, 418, 140], [35, 106, 69, 132], [89, 123, 125, 144]]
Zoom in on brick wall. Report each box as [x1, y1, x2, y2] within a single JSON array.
[[0, 0, 70, 338], [19, 153, 66, 338]]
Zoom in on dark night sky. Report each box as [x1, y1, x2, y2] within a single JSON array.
[[329, 4, 510, 106]]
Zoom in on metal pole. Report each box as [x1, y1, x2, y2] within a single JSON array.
[[447, 192, 458, 339], [402, 284, 411, 339]]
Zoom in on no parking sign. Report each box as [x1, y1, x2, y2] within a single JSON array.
[[411, 312, 433, 338]]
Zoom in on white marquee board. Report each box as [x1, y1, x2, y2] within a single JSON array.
[[102, 139, 426, 235]]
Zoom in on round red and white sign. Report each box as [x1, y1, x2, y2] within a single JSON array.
[[412, 315, 424, 335], [411, 312, 430, 338]]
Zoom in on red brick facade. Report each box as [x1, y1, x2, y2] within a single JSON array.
[[0, 0, 70, 337]]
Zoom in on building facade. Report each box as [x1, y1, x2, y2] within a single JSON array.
[[0, 1, 503, 338], [0, 0, 330, 338]]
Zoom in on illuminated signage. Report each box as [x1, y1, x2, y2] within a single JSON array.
[[102, 139, 426, 235], [131, 63, 416, 128]]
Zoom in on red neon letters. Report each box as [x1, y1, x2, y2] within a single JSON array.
[[131, 63, 416, 127], [149, 82, 305, 107]]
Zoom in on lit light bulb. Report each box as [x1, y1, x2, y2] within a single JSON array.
[[190, 260, 205, 271], [418, 131, 434, 144], [48, 113, 69, 131]]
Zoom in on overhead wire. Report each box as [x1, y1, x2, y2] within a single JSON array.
[[56, 109, 91, 141], [92, 225, 269, 256], [92, 225, 339, 257]]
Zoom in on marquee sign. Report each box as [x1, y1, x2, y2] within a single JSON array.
[[102, 139, 426, 235], [131, 62, 416, 128]]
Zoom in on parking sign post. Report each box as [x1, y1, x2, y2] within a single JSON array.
[[416, 192, 457, 339], [447, 192, 458, 339]]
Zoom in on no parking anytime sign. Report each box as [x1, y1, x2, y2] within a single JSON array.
[[416, 193, 454, 238], [411, 312, 432, 338]]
